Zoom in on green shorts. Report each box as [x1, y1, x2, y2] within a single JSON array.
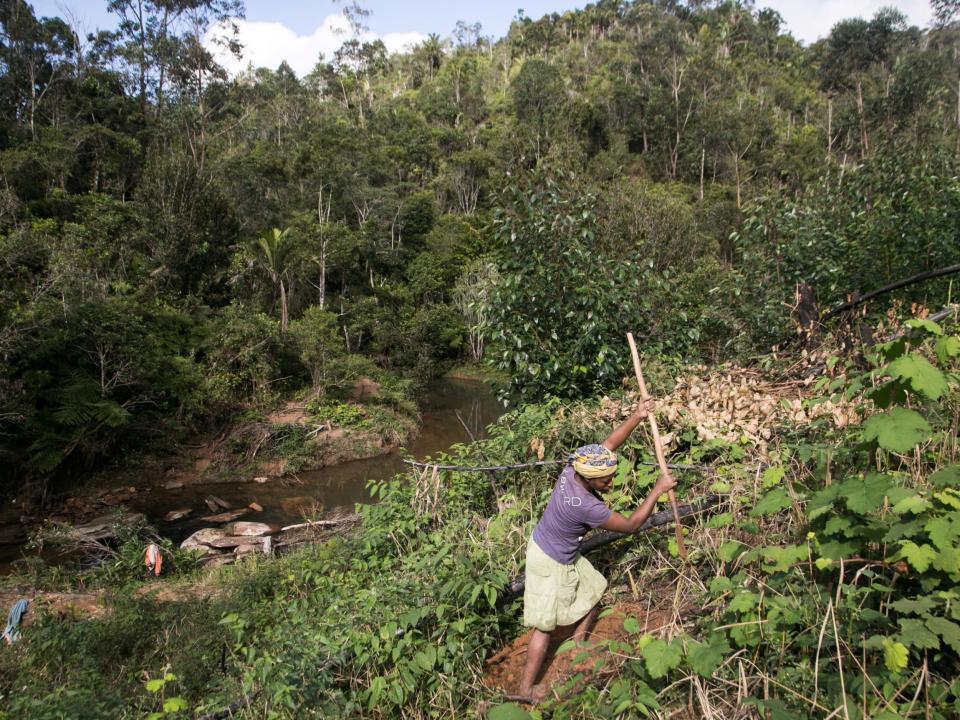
[[523, 537, 607, 632]]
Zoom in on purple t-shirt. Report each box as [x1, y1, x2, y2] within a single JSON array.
[[531, 465, 613, 564]]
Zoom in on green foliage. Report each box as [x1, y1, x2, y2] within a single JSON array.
[[488, 170, 748, 400]]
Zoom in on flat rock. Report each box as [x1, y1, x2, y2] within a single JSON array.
[[73, 512, 145, 541], [248, 502, 263, 512], [200, 509, 249, 523], [234, 542, 269, 556], [253, 476, 269, 484], [199, 554, 235, 568], [163, 509, 191, 522], [207, 535, 267, 549], [221, 521, 276, 537], [204, 495, 231, 513], [163, 481, 184, 490], [180, 528, 227, 551]]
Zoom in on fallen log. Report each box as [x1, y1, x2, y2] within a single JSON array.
[[821, 263, 960, 321], [496, 494, 722, 607], [279, 515, 361, 533]]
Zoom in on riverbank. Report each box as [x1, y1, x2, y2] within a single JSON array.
[[0, 377, 504, 574]]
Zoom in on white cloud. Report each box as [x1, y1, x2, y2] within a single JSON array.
[[764, 0, 933, 44], [206, 13, 426, 77]]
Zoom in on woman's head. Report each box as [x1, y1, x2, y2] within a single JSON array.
[[570, 444, 617, 491]]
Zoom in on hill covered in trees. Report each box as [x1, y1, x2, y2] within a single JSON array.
[[2, 0, 960, 497]]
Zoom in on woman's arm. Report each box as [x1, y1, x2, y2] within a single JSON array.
[[601, 399, 653, 452], [600, 474, 677, 533]]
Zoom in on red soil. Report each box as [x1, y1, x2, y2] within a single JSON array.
[[484, 600, 678, 701]]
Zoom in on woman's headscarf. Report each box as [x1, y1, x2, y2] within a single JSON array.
[[569, 443, 618, 479]]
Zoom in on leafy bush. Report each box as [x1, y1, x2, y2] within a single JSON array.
[[487, 169, 748, 400]]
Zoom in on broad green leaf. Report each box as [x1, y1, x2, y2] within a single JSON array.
[[687, 635, 731, 677], [863, 408, 932, 453], [145, 679, 165, 693], [891, 494, 931, 515], [749, 488, 792, 517], [925, 516, 958, 550], [761, 466, 785, 488], [889, 596, 937, 615], [926, 617, 960, 653], [930, 466, 960, 488], [623, 617, 642, 635], [824, 516, 852, 536], [728, 591, 760, 614], [807, 485, 840, 520], [932, 546, 960, 577], [905, 318, 943, 335], [487, 703, 532, 720], [840, 473, 892, 514], [887, 354, 948, 400], [761, 544, 807, 572], [934, 489, 960, 508], [163, 698, 188, 713], [718, 540, 746, 562], [899, 541, 937, 572], [643, 638, 683, 678], [709, 577, 733, 594], [898, 618, 940, 649], [706, 512, 733, 529], [882, 637, 909, 673], [934, 335, 960, 364]]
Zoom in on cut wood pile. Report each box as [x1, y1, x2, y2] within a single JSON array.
[[180, 513, 362, 567], [595, 365, 860, 458]]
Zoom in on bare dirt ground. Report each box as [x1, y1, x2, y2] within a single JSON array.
[[485, 578, 687, 703]]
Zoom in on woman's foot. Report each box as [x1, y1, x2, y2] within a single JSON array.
[[512, 683, 548, 704]]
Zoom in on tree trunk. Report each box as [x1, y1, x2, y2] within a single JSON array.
[[826, 92, 833, 163], [699, 142, 705, 201], [856, 77, 869, 158], [279, 279, 288, 333]]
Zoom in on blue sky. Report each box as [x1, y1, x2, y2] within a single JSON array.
[[30, 0, 591, 40], [30, 0, 933, 76]]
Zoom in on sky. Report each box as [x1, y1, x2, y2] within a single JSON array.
[[30, 0, 935, 77]]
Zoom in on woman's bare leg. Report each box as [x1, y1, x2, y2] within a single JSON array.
[[571, 603, 599, 643], [518, 628, 551, 697]]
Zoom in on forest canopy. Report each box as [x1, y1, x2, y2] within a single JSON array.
[[2, 0, 960, 485]]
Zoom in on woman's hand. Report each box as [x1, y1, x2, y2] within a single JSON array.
[[634, 397, 655, 419], [653, 472, 677, 495]]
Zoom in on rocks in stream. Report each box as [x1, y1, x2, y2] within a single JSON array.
[[222, 521, 276, 536], [203, 495, 231, 513], [163, 509, 191, 522], [180, 520, 277, 564], [180, 528, 227, 551], [200, 508, 249, 523]]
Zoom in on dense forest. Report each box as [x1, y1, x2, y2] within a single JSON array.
[[3, 0, 960, 718]]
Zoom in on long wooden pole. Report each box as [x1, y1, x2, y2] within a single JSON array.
[[627, 332, 688, 560]]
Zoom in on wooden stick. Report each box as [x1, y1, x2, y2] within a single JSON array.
[[627, 332, 688, 560]]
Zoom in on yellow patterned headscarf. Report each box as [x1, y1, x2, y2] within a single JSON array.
[[569, 444, 618, 479]]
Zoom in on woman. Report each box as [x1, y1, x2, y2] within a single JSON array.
[[518, 400, 677, 699]]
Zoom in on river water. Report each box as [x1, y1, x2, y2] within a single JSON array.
[[133, 377, 506, 539]]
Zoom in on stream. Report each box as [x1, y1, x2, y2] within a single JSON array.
[[140, 378, 505, 542]]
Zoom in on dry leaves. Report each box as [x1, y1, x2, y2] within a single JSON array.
[[597, 365, 860, 458]]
